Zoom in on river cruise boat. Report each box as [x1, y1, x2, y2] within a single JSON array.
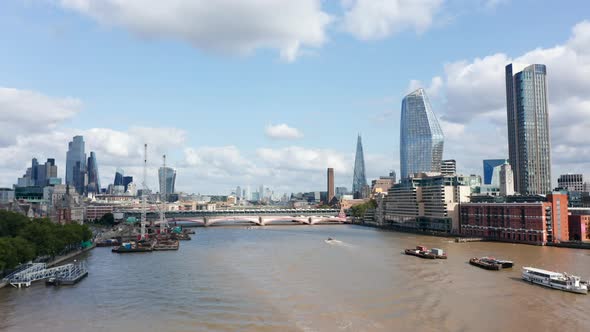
[[522, 267, 589, 294]]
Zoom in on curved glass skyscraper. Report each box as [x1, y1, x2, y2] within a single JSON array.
[[400, 89, 444, 180]]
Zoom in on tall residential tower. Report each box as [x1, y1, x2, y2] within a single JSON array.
[[400, 89, 444, 180], [506, 63, 551, 195]]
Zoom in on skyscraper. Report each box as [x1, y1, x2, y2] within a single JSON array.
[[113, 168, 125, 186], [66, 135, 87, 195], [400, 88, 444, 180], [506, 63, 551, 195], [483, 159, 508, 185], [352, 134, 367, 199], [123, 176, 133, 191], [327, 168, 335, 203], [158, 166, 176, 198], [86, 151, 100, 194]]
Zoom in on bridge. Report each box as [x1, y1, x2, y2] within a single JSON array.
[[120, 208, 345, 226]]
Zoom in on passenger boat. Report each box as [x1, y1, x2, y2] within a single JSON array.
[[522, 267, 589, 294], [404, 246, 436, 259], [112, 241, 153, 253], [470, 257, 501, 270]]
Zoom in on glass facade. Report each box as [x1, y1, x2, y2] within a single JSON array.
[[352, 135, 367, 199], [400, 89, 444, 180], [114, 168, 125, 186], [87, 151, 100, 194], [482, 159, 507, 185], [65, 135, 87, 195], [159, 166, 176, 198], [506, 64, 551, 195]]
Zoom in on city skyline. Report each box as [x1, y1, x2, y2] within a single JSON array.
[[1, 1, 590, 194]]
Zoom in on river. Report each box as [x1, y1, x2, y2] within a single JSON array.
[[1, 225, 589, 331]]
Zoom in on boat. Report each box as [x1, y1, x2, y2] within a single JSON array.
[[483, 257, 513, 268], [153, 239, 179, 251], [522, 267, 589, 294], [96, 239, 120, 247], [404, 246, 436, 259], [112, 241, 153, 253], [470, 257, 502, 270], [430, 248, 447, 259]]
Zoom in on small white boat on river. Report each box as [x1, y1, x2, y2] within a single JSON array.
[[522, 267, 588, 294]]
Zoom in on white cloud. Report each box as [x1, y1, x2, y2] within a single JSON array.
[[264, 123, 304, 140], [0, 87, 81, 146], [257, 146, 348, 173], [342, 0, 444, 40], [412, 20, 590, 180], [57, 0, 332, 62]]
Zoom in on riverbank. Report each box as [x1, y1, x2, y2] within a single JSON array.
[[0, 244, 96, 289]]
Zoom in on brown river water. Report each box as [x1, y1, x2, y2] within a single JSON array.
[[1, 225, 589, 331]]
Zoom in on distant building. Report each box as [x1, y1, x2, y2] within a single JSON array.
[[483, 159, 507, 185], [123, 176, 133, 191], [327, 168, 335, 204], [16, 158, 59, 188], [335, 187, 348, 199], [441, 160, 456, 176], [0, 188, 15, 203], [86, 205, 114, 221], [499, 162, 515, 196], [352, 135, 367, 199], [66, 136, 87, 195], [381, 173, 470, 233], [506, 63, 551, 195], [371, 178, 394, 195], [158, 166, 176, 198], [114, 168, 125, 186], [86, 152, 100, 194], [400, 88, 444, 180], [460, 193, 568, 244], [557, 174, 583, 192]]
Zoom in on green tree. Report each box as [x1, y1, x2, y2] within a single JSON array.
[[0, 210, 29, 237], [98, 213, 115, 226]]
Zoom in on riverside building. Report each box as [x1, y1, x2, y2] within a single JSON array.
[[381, 172, 470, 233], [460, 193, 568, 245]]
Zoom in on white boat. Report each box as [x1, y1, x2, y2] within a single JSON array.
[[522, 267, 588, 294]]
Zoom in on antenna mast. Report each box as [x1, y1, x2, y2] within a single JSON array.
[[140, 144, 147, 240]]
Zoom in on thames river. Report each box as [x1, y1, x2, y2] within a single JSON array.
[[1, 225, 590, 331]]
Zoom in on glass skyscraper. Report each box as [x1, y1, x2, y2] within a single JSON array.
[[506, 63, 551, 195], [158, 166, 176, 199], [483, 159, 508, 185], [86, 151, 100, 194], [400, 88, 444, 180], [66, 135, 87, 194], [352, 134, 367, 199]]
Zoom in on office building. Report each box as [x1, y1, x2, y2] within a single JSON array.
[[16, 158, 60, 188], [441, 160, 456, 176], [66, 136, 87, 195], [506, 63, 551, 195], [500, 162, 515, 196], [400, 89, 444, 180], [86, 152, 100, 194], [557, 174, 583, 192], [460, 193, 568, 244], [483, 159, 507, 185], [381, 173, 471, 233], [352, 135, 367, 199], [158, 166, 176, 198], [327, 168, 335, 203], [114, 168, 125, 186], [123, 176, 133, 191]]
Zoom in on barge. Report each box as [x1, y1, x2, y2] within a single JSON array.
[[112, 241, 154, 253]]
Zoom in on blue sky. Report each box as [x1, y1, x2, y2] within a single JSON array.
[[1, 0, 590, 195]]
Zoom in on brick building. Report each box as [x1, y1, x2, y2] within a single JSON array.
[[460, 193, 568, 245], [568, 215, 590, 241]]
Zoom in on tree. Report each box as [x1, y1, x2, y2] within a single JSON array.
[[98, 213, 115, 226], [0, 210, 28, 237]]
